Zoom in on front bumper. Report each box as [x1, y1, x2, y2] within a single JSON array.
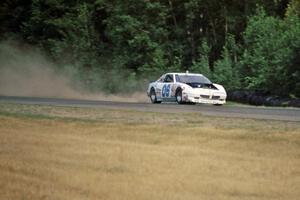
[[183, 93, 226, 104]]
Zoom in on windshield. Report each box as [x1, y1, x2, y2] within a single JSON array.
[[176, 75, 212, 84]]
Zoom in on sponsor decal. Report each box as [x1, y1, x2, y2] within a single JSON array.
[[171, 84, 177, 96]]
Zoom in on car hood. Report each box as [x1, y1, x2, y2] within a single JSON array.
[[183, 83, 226, 95], [185, 82, 218, 90]]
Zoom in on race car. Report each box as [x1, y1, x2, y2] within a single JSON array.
[[147, 72, 227, 105]]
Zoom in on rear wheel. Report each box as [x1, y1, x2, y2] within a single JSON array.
[[175, 89, 184, 104], [150, 88, 161, 104]]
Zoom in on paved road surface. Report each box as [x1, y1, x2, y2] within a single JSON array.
[[0, 96, 300, 122]]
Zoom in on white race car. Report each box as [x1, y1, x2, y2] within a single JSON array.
[[147, 72, 227, 105]]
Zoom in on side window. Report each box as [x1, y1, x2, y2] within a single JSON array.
[[164, 75, 174, 83], [157, 75, 165, 82], [175, 75, 180, 82]]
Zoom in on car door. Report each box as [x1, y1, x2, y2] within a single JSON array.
[[161, 74, 174, 100]]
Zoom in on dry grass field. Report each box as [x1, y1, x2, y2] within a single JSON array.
[[0, 103, 300, 200]]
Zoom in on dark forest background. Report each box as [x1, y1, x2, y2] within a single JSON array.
[[0, 0, 299, 96]]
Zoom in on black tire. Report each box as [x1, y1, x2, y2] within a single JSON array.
[[187, 102, 196, 105], [175, 89, 184, 104], [150, 88, 161, 104]]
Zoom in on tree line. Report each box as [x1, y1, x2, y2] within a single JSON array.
[[0, 0, 299, 96]]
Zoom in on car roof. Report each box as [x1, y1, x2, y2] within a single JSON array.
[[166, 72, 204, 76]]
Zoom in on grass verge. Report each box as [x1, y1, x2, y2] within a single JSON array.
[[0, 103, 300, 200]]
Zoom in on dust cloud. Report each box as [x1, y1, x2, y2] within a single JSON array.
[[0, 41, 148, 102]]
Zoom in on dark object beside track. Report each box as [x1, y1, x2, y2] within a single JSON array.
[[228, 90, 300, 107]]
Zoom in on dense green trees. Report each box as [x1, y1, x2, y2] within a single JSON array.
[[240, 8, 300, 96], [0, 0, 299, 96]]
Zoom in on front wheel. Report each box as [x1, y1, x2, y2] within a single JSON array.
[[175, 89, 184, 104], [150, 88, 161, 104]]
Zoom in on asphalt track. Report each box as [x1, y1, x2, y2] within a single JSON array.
[[0, 96, 300, 122]]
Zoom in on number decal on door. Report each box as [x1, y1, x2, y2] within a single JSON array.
[[162, 84, 171, 98]]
